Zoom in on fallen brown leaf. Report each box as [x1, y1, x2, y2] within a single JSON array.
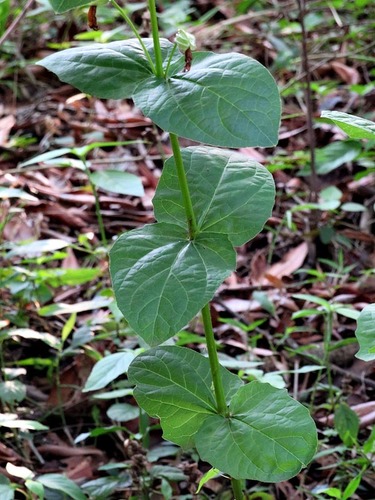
[[254, 242, 309, 285]]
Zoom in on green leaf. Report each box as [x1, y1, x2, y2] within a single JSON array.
[[110, 223, 235, 345], [37, 474, 86, 500], [363, 425, 375, 454], [0, 187, 38, 201], [195, 381, 317, 481], [293, 293, 332, 310], [0, 483, 15, 500], [128, 346, 242, 448], [36, 268, 101, 287], [334, 402, 359, 446], [322, 488, 342, 499], [160, 478, 172, 500], [107, 403, 139, 422], [6, 239, 69, 257], [150, 465, 188, 482], [134, 51, 281, 147], [315, 140, 362, 175], [0, 0, 11, 37], [0, 381, 26, 404], [38, 39, 280, 147], [355, 304, 375, 361], [48, 0, 93, 12], [7, 328, 61, 348], [92, 388, 133, 399], [321, 110, 375, 140], [335, 307, 360, 320], [196, 468, 220, 494], [38, 39, 177, 99], [341, 202, 366, 212], [90, 170, 144, 196], [38, 296, 112, 316], [19, 148, 72, 167], [154, 147, 275, 246], [83, 351, 136, 392], [342, 473, 362, 500], [0, 417, 48, 431], [82, 476, 129, 498], [25, 480, 44, 500], [147, 445, 179, 462]]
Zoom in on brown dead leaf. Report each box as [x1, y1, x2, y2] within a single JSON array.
[[249, 250, 267, 284], [254, 242, 309, 285], [0, 115, 16, 146], [47, 355, 94, 407], [318, 400, 375, 428], [238, 147, 266, 162], [62, 456, 95, 481], [37, 444, 104, 458], [62, 247, 79, 269], [0, 442, 22, 462], [42, 203, 88, 228], [2, 211, 42, 242], [331, 61, 360, 84]]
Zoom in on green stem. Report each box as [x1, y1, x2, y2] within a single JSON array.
[[164, 42, 177, 78], [139, 409, 150, 449], [146, 9, 236, 495], [201, 303, 227, 416], [168, 134, 227, 416], [231, 478, 244, 500], [169, 133, 198, 238], [82, 157, 107, 246], [147, 0, 164, 77], [110, 0, 156, 74], [325, 310, 334, 408]]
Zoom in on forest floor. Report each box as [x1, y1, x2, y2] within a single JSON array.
[[1, 0, 375, 498]]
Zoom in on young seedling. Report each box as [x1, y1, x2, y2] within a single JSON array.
[[40, 1, 317, 497]]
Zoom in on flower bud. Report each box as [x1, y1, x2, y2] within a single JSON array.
[[175, 29, 196, 52]]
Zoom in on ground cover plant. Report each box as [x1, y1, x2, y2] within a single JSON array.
[[0, 0, 374, 498]]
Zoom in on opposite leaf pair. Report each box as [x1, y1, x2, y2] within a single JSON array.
[[129, 346, 318, 482]]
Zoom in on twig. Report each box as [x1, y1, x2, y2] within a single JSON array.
[[0, 0, 35, 46], [331, 364, 375, 389], [297, 0, 318, 203], [282, 40, 375, 91]]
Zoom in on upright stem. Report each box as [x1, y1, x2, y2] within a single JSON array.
[[297, 0, 318, 202], [147, 5, 239, 496], [169, 134, 227, 416], [147, 0, 164, 77], [110, 0, 156, 74], [169, 133, 198, 239], [201, 304, 227, 416], [324, 310, 335, 408], [82, 157, 107, 246], [231, 478, 245, 500]]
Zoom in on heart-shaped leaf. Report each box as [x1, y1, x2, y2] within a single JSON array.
[[110, 223, 235, 345], [39, 39, 280, 148], [195, 381, 317, 481], [38, 39, 179, 99], [134, 51, 280, 147], [128, 346, 242, 448], [355, 304, 375, 361], [154, 146, 275, 246]]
